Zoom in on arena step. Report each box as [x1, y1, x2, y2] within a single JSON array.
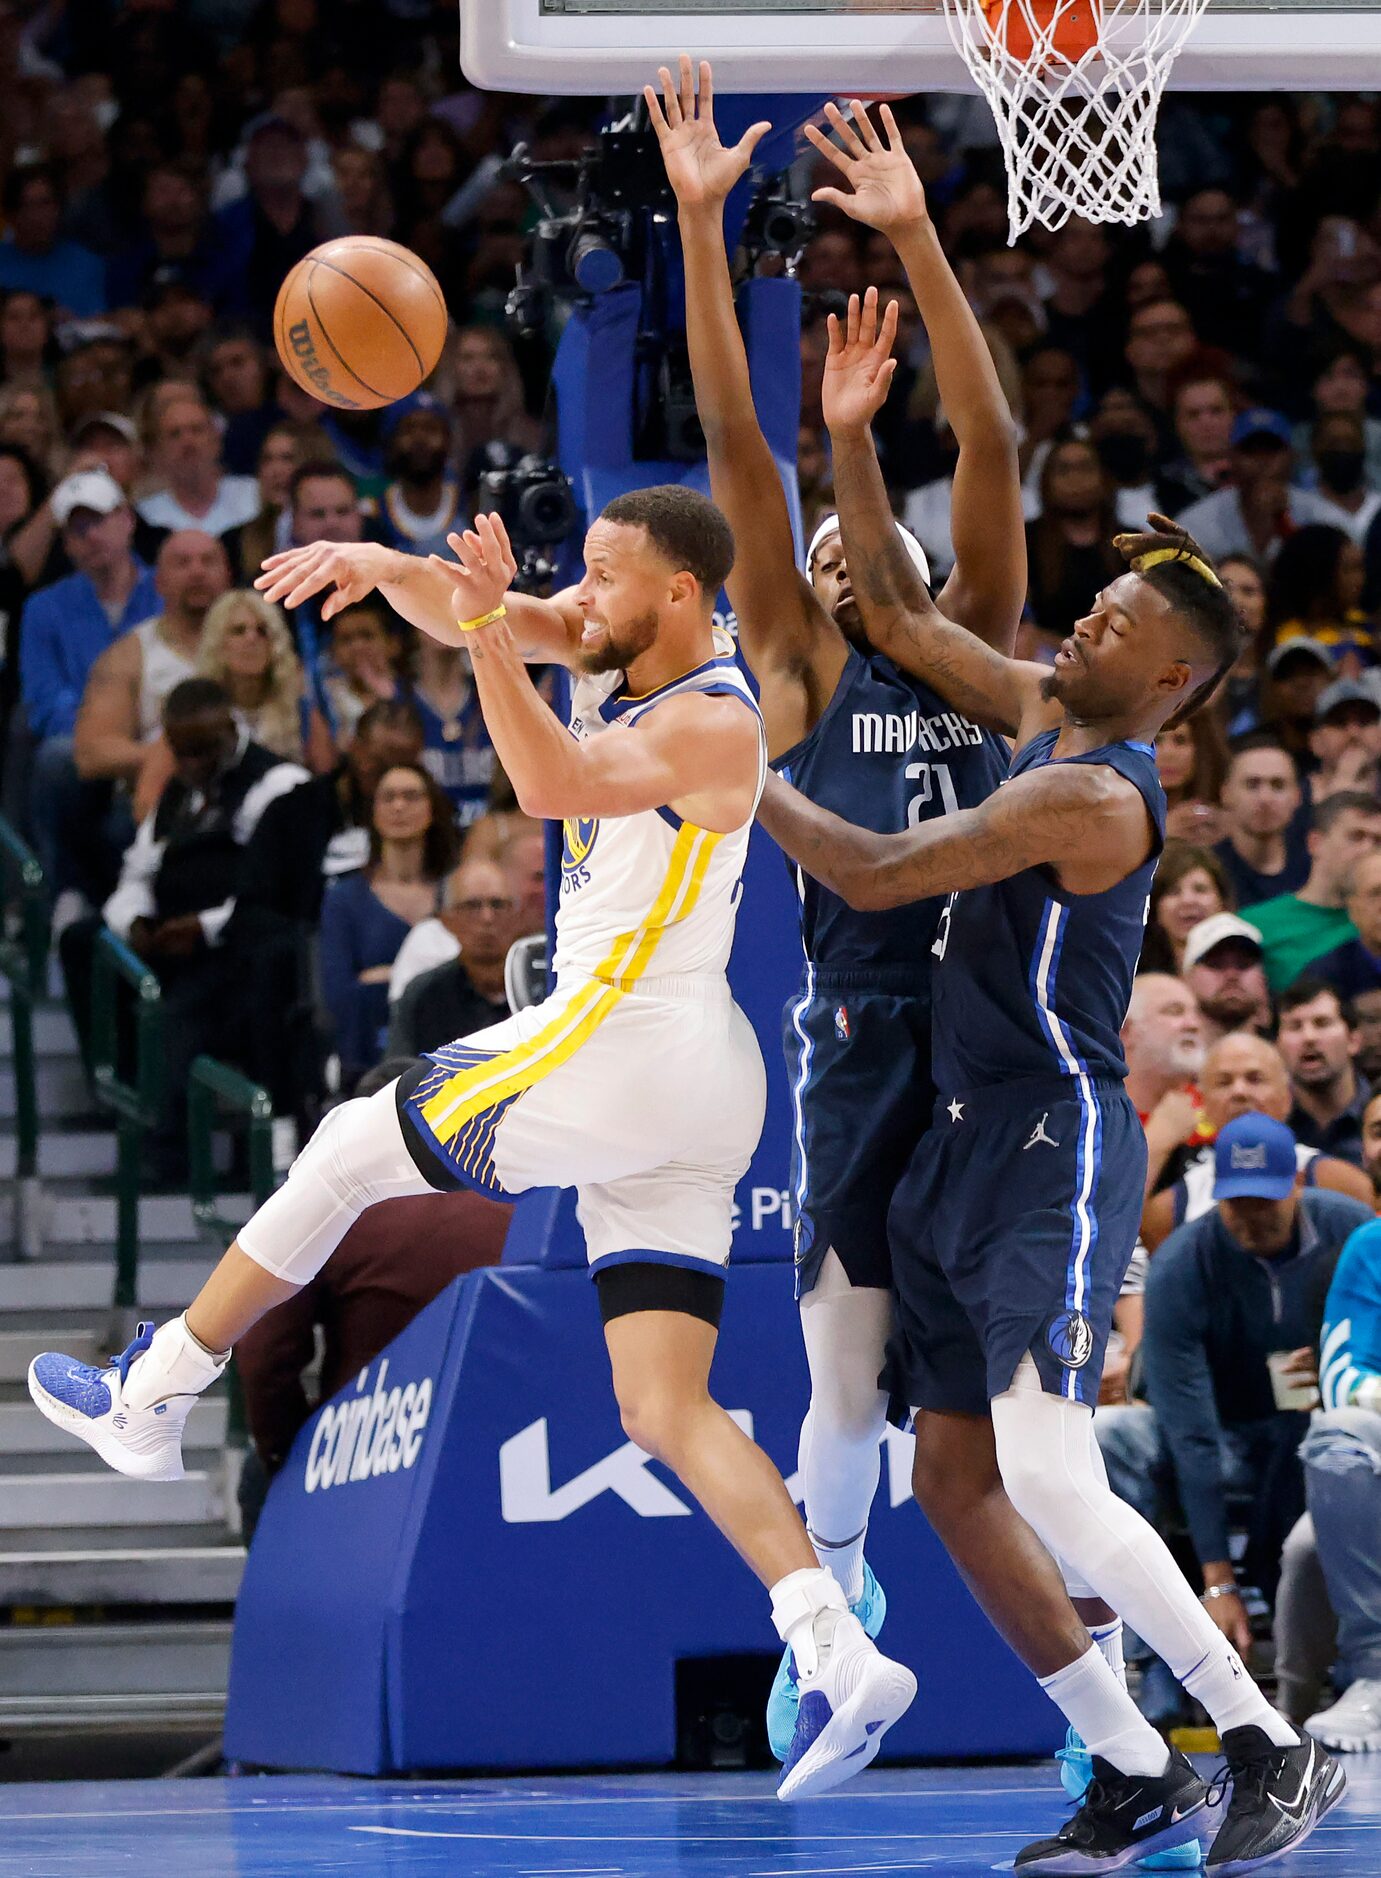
[[0, 1005, 80, 1057], [0, 1191, 251, 1251], [0, 1470, 223, 1533], [0, 1060, 94, 1120], [0, 1545, 244, 1610], [0, 1130, 117, 1181], [0, 1398, 229, 1460], [0, 1689, 227, 1732], [0, 1328, 101, 1384], [0, 1620, 233, 1702], [0, 1258, 218, 1317]]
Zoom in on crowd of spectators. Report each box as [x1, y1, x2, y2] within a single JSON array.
[[1, 0, 1380, 1757]]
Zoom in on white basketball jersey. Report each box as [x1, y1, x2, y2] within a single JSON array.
[[552, 640, 766, 986]]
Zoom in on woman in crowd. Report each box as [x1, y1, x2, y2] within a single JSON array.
[[1023, 433, 1123, 647], [321, 601, 403, 742], [448, 324, 542, 472], [1141, 840, 1236, 975], [0, 290, 55, 391], [1157, 711, 1231, 844], [319, 761, 458, 1090], [1268, 523, 1373, 671], [132, 591, 333, 818], [1217, 552, 1272, 734], [0, 384, 62, 477]]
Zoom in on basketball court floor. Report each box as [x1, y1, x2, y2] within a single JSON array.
[[2, 1758, 1376, 1875]]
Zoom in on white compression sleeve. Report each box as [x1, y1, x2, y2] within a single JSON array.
[[991, 1357, 1292, 1742], [796, 1250, 893, 1600]]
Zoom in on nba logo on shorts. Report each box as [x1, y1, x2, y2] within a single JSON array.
[[1046, 1310, 1094, 1370], [834, 1004, 850, 1042]]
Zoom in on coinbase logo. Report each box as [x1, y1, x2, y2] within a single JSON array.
[[304, 1358, 433, 1492]]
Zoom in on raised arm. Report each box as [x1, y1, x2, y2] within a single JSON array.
[[436, 516, 760, 829], [807, 99, 1025, 652], [758, 758, 1152, 910], [647, 58, 845, 742], [255, 539, 583, 666]]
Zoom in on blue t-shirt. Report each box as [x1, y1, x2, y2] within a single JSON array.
[[1321, 1219, 1381, 1409]]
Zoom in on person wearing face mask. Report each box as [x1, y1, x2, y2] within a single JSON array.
[[1087, 387, 1161, 529], [1298, 413, 1381, 547]]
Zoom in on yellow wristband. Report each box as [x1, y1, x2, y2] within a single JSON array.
[[456, 604, 507, 633]]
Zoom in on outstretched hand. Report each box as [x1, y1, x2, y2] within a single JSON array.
[[822, 288, 900, 434], [645, 54, 771, 210], [805, 99, 928, 235], [254, 540, 390, 621], [427, 513, 519, 627]]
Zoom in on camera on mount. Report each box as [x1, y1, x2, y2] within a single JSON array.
[[476, 449, 580, 591], [742, 185, 816, 267]]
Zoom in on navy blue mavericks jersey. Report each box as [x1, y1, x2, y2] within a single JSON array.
[[774, 647, 1009, 976], [932, 731, 1166, 1093]]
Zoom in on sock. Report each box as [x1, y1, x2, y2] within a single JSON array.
[[808, 1523, 866, 1606], [1091, 1618, 1128, 1692], [770, 1566, 850, 1680], [122, 1315, 228, 1412], [1181, 1640, 1298, 1746], [1040, 1643, 1171, 1779]]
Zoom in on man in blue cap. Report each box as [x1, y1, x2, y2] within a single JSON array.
[[1095, 1113, 1371, 1722], [1177, 408, 1305, 562]]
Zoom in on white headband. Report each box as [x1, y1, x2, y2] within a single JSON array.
[[806, 513, 931, 587]]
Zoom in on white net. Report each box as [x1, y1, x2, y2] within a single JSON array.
[[941, 0, 1211, 239]]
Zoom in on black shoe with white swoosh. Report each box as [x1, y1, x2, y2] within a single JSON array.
[[1205, 1726, 1346, 1872], [1015, 1748, 1209, 1873]]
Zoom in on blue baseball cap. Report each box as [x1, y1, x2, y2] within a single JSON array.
[[1231, 408, 1292, 450], [1213, 1113, 1297, 1201]]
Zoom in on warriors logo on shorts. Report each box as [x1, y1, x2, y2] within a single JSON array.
[[1046, 1309, 1095, 1370]]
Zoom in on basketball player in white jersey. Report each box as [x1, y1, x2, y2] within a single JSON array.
[[29, 488, 915, 1800]]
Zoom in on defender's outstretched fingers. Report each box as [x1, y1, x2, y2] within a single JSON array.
[[847, 99, 883, 151], [803, 119, 854, 180], [823, 99, 869, 161]]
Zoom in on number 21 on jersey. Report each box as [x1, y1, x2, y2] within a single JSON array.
[[906, 760, 958, 827]]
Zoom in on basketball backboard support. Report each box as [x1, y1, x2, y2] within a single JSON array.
[[459, 0, 1381, 95]]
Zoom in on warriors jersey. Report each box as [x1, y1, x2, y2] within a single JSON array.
[[552, 637, 766, 986]]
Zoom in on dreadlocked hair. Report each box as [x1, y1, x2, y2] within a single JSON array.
[[1112, 511, 1243, 728]]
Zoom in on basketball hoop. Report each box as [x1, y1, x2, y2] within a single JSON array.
[[943, 0, 1211, 239]]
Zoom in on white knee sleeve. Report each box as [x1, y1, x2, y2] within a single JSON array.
[[992, 1357, 1224, 1683], [237, 1082, 432, 1285], [797, 1250, 893, 1545]]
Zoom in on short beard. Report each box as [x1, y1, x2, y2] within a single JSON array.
[[577, 606, 660, 676], [1039, 670, 1061, 703]]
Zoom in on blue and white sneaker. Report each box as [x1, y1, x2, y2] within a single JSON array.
[[768, 1563, 887, 1762], [28, 1323, 199, 1482], [777, 1607, 915, 1801], [1058, 1728, 1205, 1868]]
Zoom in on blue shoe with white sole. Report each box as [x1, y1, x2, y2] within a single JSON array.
[[28, 1323, 197, 1482], [1058, 1728, 1205, 1867], [768, 1563, 887, 1762], [776, 1607, 915, 1801]]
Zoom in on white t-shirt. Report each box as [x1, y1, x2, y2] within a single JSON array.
[[389, 918, 461, 1005], [137, 477, 262, 538]]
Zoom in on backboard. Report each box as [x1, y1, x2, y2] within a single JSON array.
[[459, 0, 1381, 94]]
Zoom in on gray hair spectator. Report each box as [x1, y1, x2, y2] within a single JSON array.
[[1182, 911, 1272, 1045], [1122, 972, 1206, 1197], [1277, 977, 1371, 1168], [1241, 790, 1381, 993], [1097, 1113, 1372, 1726], [387, 856, 516, 1058], [1142, 1030, 1374, 1249], [1213, 734, 1307, 909], [135, 394, 261, 543]]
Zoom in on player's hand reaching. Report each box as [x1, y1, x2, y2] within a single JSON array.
[[255, 541, 394, 621], [645, 54, 771, 210], [822, 287, 900, 436], [429, 514, 519, 626], [806, 100, 928, 235]]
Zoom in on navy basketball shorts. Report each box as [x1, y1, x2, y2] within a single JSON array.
[[885, 1075, 1146, 1416], [783, 967, 934, 1299]]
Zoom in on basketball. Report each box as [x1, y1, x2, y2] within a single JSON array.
[[273, 236, 449, 412]]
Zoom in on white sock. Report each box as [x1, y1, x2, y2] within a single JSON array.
[[1040, 1643, 1171, 1778], [770, 1565, 850, 1679], [1091, 1617, 1128, 1691], [808, 1523, 866, 1606], [121, 1315, 228, 1412], [1182, 1640, 1298, 1746]]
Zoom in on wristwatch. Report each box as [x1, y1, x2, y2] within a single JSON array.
[[1202, 1584, 1239, 1601]]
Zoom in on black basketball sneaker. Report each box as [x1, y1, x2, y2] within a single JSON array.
[[1205, 1726, 1345, 1872], [1015, 1748, 1210, 1873]]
